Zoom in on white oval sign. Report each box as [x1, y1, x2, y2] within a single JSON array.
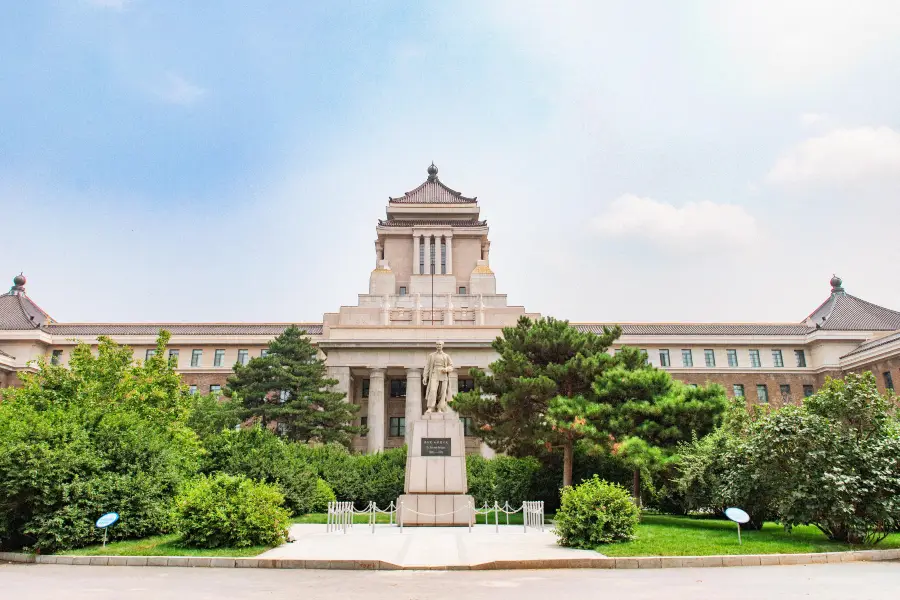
[[725, 507, 750, 524], [96, 512, 119, 528]]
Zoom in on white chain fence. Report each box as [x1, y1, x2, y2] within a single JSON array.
[[326, 500, 544, 534]]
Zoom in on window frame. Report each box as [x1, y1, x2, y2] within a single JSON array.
[[361, 378, 370, 398], [50, 349, 63, 365], [188, 385, 198, 394], [803, 384, 814, 397], [885, 371, 895, 392], [168, 349, 180, 365], [145, 349, 157, 361], [360, 416, 368, 437], [772, 349, 784, 368], [213, 349, 226, 367], [191, 349, 203, 367], [727, 349, 738, 367], [659, 349, 671, 367], [704, 349, 716, 368], [458, 378, 475, 393], [779, 384, 791, 401], [681, 349, 693, 368], [389, 379, 407, 398], [236, 349, 249, 366], [458, 286, 466, 295], [733, 384, 745, 398], [461, 416, 475, 436], [749, 349, 761, 368], [757, 384, 768, 403], [399, 286, 407, 296], [209, 384, 222, 395], [794, 349, 807, 368], [389, 416, 406, 437]]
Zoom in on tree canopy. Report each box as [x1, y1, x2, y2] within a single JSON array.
[[225, 325, 360, 445]]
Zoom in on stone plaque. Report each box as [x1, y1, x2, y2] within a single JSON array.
[[421, 437, 451, 457]]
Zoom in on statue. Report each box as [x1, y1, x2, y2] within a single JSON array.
[[424, 340, 454, 413]]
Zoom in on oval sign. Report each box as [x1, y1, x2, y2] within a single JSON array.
[[96, 512, 119, 528], [725, 507, 750, 524]]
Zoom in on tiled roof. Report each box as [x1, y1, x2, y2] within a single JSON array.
[[0, 291, 52, 330], [841, 330, 900, 358], [44, 323, 324, 336], [575, 323, 812, 336], [389, 179, 476, 204], [378, 219, 487, 228], [805, 293, 900, 331]]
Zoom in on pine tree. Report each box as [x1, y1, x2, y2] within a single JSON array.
[[453, 316, 620, 488], [224, 325, 361, 446]]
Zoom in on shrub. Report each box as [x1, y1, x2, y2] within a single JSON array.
[[0, 334, 200, 553], [201, 426, 317, 515], [311, 479, 336, 512], [294, 443, 405, 508], [554, 476, 640, 548], [173, 473, 290, 548], [466, 455, 541, 507]]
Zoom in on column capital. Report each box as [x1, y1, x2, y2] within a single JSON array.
[[369, 367, 386, 378], [405, 367, 423, 376]]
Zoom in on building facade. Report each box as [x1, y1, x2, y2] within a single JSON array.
[[2, 164, 899, 453]]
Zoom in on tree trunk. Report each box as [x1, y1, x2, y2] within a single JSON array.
[[562, 441, 574, 488], [632, 469, 642, 507]]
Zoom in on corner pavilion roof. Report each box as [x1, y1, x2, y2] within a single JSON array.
[[805, 276, 900, 331], [389, 163, 477, 205], [0, 275, 52, 330]]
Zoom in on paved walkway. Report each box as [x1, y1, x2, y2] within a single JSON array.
[[258, 523, 601, 566], [4, 562, 900, 600]]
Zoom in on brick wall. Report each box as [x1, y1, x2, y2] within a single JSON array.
[[673, 372, 819, 408], [844, 357, 900, 395]]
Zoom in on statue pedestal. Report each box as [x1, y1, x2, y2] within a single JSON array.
[[397, 412, 474, 526]]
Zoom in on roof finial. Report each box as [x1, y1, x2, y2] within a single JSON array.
[[830, 274, 844, 294], [11, 272, 26, 293], [427, 162, 439, 182]]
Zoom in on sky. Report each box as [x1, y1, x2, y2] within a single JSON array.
[[2, 0, 900, 324]]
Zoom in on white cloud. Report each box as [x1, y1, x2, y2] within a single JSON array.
[[592, 194, 759, 248], [767, 126, 900, 185], [800, 113, 829, 127], [153, 72, 206, 106]]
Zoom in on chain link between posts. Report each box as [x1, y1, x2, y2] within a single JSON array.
[[325, 500, 544, 534]]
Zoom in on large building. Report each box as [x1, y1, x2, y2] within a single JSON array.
[[2, 165, 899, 454]]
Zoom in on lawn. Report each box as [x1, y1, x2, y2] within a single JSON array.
[[598, 514, 900, 557], [63, 534, 268, 557]]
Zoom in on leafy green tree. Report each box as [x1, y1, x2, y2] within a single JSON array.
[[0, 333, 200, 552], [453, 317, 621, 488], [595, 357, 729, 505], [225, 325, 361, 445], [741, 373, 900, 544]]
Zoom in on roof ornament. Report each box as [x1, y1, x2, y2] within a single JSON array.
[[11, 272, 26, 294], [427, 162, 439, 182], [830, 274, 844, 294]]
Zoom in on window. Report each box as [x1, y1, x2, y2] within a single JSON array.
[[168, 349, 180, 366], [749, 349, 761, 368], [682, 349, 693, 367], [191, 349, 203, 367], [237, 349, 249, 366], [757, 384, 768, 403], [733, 384, 745, 398], [803, 384, 814, 397], [458, 378, 475, 392], [440, 238, 446, 274], [704, 349, 716, 368], [360, 416, 368, 436], [659, 349, 671, 367], [209, 384, 222, 395], [458, 286, 466, 295], [419, 236, 425, 274], [429, 236, 436, 271], [795, 350, 807, 368], [361, 379, 370, 398], [461, 417, 475, 436], [214, 349, 226, 367], [145, 349, 156, 360], [51, 349, 63, 365], [885, 371, 895, 392], [390, 379, 407, 398], [261, 349, 269, 357], [640, 349, 649, 365], [188, 385, 197, 394], [399, 286, 407, 296], [780, 384, 791, 401], [389, 417, 405, 437], [772, 350, 784, 368], [727, 349, 738, 367], [688, 383, 699, 388]]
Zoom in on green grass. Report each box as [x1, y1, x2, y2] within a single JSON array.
[[62, 534, 268, 557], [598, 514, 900, 556]]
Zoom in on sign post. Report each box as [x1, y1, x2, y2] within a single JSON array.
[[95, 512, 119, 547], [724, 507, 750, 545]]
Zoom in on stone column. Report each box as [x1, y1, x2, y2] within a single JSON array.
[[404, 368, 423, 447], [367, 368, 386, 454], [413, 235, 420, 275], [446, 235, 453, 274]]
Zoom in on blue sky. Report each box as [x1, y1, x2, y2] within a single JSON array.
[[3, 0, 900, 323]]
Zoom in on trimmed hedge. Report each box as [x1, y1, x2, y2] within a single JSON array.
[[554, 476, 640, 548], [173, 473, 291, 548], [466, 455, 541, 506]]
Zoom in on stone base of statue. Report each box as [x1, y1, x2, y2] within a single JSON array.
[[397, 412, 474, 526]]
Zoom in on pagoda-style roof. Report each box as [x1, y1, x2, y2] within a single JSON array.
[[805, 276, 900, 331], [0, 274, 52, 330], [378, 219, 486, 228], [389, 163, 477, 205]]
